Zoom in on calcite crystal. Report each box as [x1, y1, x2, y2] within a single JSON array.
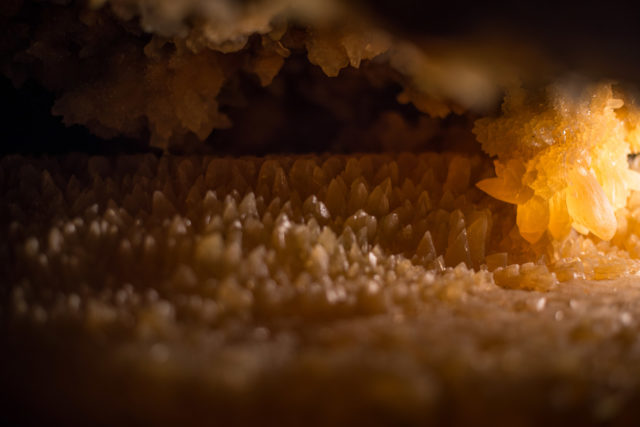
[[5, 153, 640, 425], [475, 83, 640, 243], [8, 1, 640, 426]]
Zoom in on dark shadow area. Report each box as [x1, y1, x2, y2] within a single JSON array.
[[1, 56, 473, 157], [211, 54, 428, 156], [0, 76, 155, 156], [363, 0, 640, 84]]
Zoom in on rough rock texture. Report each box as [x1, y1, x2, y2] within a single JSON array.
[[5, 2, 640, 426], [0, 0, 513, 150], [4, 153, 640, 425]]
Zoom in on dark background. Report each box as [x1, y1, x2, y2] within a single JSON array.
[[3, 0, 640, 155]]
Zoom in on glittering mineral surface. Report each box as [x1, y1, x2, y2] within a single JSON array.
[[4, 153, 640, 425], [6, 1, 640, 426]]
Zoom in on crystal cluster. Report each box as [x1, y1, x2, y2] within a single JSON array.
[[475, 83, 640, 243], [7, 2, 640, 425], [5, 153, 640, 424]]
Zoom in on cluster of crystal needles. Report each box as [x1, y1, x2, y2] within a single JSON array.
[[475, 83, 640, 243]]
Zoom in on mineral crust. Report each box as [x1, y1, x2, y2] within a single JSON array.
[[4, 153, 640, 425]]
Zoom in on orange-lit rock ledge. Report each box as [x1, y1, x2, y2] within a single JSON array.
[[4, 153, 640, 425]]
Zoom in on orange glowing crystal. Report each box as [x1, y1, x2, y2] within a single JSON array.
[[474, 83, 640, 243]]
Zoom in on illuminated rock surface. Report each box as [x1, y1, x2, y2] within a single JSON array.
[[6, 2, 640, 426], [4, 153, 640, 425], [475, 83, 640, 243]]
